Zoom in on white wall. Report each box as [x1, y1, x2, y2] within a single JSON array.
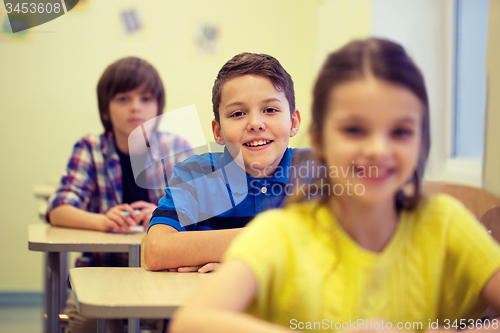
[[370, 0, 453, 182]]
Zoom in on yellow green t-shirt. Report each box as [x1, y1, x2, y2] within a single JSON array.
[[224, 194, 500, 332]]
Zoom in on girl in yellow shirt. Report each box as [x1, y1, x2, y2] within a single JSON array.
[[169, 38, 500, 333]]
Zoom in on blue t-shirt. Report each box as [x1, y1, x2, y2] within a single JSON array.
[[149, 147, 317, 231]]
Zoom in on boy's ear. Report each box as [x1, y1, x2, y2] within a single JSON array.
[[289, 109, 301, 138], [212, 119, 225, 145]]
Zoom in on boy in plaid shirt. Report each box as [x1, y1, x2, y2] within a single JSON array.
[[46, 57, 191, 332]]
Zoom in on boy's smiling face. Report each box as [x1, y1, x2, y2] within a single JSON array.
[[212, 75, 300, 178]]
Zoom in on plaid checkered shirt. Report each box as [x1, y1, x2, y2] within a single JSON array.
[[46, 131, 192, 267]]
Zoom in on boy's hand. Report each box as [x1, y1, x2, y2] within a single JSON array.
[[102, 204, 139, 233], [130, 201, 157, 230], [174, 263, 221, 274]]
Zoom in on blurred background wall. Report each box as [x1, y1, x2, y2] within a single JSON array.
[[0, 0, 492, 295], [484, 0, 500, 196]]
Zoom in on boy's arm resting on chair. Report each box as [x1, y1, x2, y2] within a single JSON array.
[[144, 224, 242, 271]]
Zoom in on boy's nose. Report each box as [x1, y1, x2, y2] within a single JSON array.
[[130, 97, 141, 112], [247, 113, 265, 131]]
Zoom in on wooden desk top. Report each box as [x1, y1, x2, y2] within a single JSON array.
[[28, 224, 145, 252], [70, 267, 208, 319]]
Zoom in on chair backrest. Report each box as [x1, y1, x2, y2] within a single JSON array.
[[422, 181, 500, 218], [480, 206, 500, 244]]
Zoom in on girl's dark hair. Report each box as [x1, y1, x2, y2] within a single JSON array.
[[308, 38, 430, 211], [97, 57, 165, 134]]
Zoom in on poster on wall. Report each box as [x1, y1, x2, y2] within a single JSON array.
[[119, 7, 144, 36], [0, 10, 33, 43], [194, 21, 220, 56]]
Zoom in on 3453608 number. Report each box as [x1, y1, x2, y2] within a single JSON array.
[[5, 2, 62, 14], [443, 318, 499, 330]]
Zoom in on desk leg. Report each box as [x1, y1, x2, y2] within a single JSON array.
[[60, 252, 68, 310], [98, 318, 105, 333], [98, 319, 123, 333], [43, 253, 48, 333], [128, 319, 140, 333], [128, 244, 140, 333], [46, 252, 60, 333], [128, 244, 140, 267]]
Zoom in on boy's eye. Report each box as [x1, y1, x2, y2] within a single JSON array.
[[264, 107, 278, 113], [115, 96, 128, 102], [343, 126, 365, 136], [230, 111, 244, 118], [142, 96, 153, 102]]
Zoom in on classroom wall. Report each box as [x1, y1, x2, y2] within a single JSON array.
[[483, 0, 500, 196], [0, 0, 468, 293], [296, 0, 372, 147], [0, 0, 321, 293]]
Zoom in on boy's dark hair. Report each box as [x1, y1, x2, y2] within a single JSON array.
[[212, 52, 295, 124], [308, 38, 430, 211], [97, 57, 165, 134]]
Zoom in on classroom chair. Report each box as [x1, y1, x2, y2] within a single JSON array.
[[480, 206, 500, 244], [422, 181, 500, 218]]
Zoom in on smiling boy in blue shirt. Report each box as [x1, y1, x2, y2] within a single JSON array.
[[145, 53, 314, 273]]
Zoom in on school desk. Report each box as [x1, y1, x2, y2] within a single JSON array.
[[69, 267, 208, 333], [28, 224, 145, 333]]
